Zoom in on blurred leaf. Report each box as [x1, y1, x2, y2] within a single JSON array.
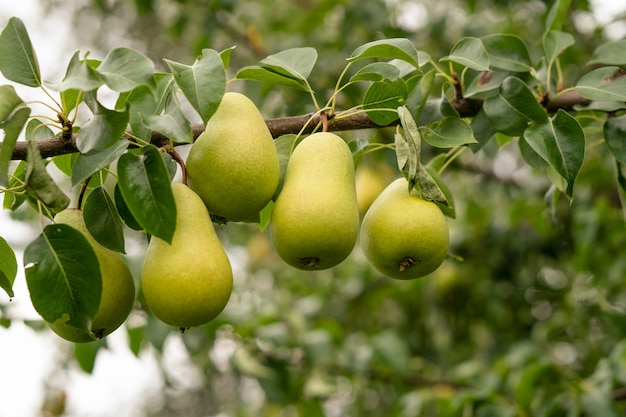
[[545, 0, 572, 31], [589, 40, 626, 66], [84, 186, 126, 253], [514, 361, 553, 410], [71, 139, 129, 187], [25, 140, 70, 214], [349, 38, 422, 70], [604, 116, 626, 164], [576, 67, 626, 101], [481, 33, 532, 72], [97, 47, 155, 92], [441, 37, 489, 71], [0, 236, 17, 298], [165, 48, 225, 124], [0, 86, 29, 186], [73, 339, 106, 373], [543, 30, 575, 70], [372, 330, 410, 375], [580, 388, 619, 417], [24, 224, 102, 333], [363, 78, 407, 125], [117, 144, 176, 243], [419, 117, 477, 148], [3, 161, 27, 210], [523, 109, 585, 198], [0, 17, 41, 87]]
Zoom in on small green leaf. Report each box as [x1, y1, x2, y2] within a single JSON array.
[[0, 236, 17, 298], [219, 46, 236, 68], [47, 51, 103, 92], [74, 339, 105, 373], [350, 62, 400, 82], [0, 91, 30, 186], [76, 100, 130, 153], [141, 99, 193, 144], [363, 78, 407, 126], [604, 116, 626, 164], [419, 117, 477, 148], [236, 65, 309, 90], [0, 17, 41, 87], [71, 139, 130, 187], [589, 40, 626, 66], [423, 163, 455, 217], [24, 224, 102, 332], [500, 76, 548, 124], [97, 47, 155, 92], [396, 106, 421, 188], [260, 47, 318, 81], [481, 33, 532, 72], [523, 109, 585, 198], [84, 186, 126, 253], [543, 30, 575, 70], [273, 134, 298, 199], [25, 140, 70, 214], [3, 161, 27, 210], [576, 67, 626, 101], [416, 163, 449, 206], [165, 49, 226, 125], [349, 38, 422, 70], [441, 37, 489, 71], [117, 145, 176, 243]]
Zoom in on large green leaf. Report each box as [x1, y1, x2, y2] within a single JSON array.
[[543, 30, 575, 71], [25, 140, 70, 214], [76, 100, 130, 153], [71, 139, 130, 187], [441, 37, 489, 71], [0, 236, 17, 298], [499, 76, 548, 124], [576, 67, 626, 101], [419, 117, 477, 148], [395, 106, 421, 189], [363, 78, 407, 125], [0, 17, 41, 87], [114, 183, 142, 231], [46, 51, 103, 92], [0, 86, 30, 186], [481, 33, 532, 72], [165, 48, 226, 125], [483, 94, 529, 136], [260, 47, 318, 82], [97, 47, 155, 92], [523, 109, 585, 198], [603, 116, 626, 164], [349, 38, 422, 70], [589, 40, 626, 66], [117, 145, 176, 243], [24, 224, 102, 333], [84, 186, 126, 253]]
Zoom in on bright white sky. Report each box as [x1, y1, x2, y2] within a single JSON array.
[[0, 1, 625, 416]]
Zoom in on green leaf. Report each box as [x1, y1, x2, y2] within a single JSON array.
[[604, 116, 626, 164], [0, 87, 30, 186], [349, 38, 422, 70], [363, 79, 407, 126], [423, 163, 455, 217], [483, 94, 529, 136], [260, 47, 318, 81], [481, 33, 532, 72], [71, 139, 129, 187], [499, 76, 548, 124], [272, 134, 298, 199], [545, 0, 572, 31], [61, 89, 82, 115], [396, 106, 421, 189], [97, 47, 155, 92], [117, 145, 176, 243], [543, 30, 575, 70], [514, 362, 554, 410], [141, 99, 193, 144], [0, 236, 17, 298], [25, 140, 70, 214], [3, 161, 27, 210], [464, 70, 511, 98], [165, 48, 226, 125], [416, 163, 449, 207], [576, 67, 626, 101], [372, 331, 410, 375], [76, 100, 130, 153], [84, 186, 126, 253], [114, 183, 142, 231], [441, 37, 489, 71], [0, 17, 41, 87], [523, 109, 585, 198], [235, 66, 309, 90], [419, 117, 477, 148], [350, 62, 400, 82], [219, 46, 236, 68], [47, 51, 103, 92], [589, 40, 626, 66], [74, 339, 105, 373], [24, 224, 102, 332], [519, 136, 549, 169]]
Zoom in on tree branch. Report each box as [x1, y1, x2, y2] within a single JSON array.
[[8, 91, 592, 161]]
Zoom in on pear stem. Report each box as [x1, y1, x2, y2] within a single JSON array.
[[77, 176, 91, 210], [165, 145, 187, 185], [321, 111, 330, 133]]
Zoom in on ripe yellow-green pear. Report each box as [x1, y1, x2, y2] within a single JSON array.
[[50, 209, 135, 343], [141, 183, 232, 329], [360, 177, 449, 280], [186, 92, 280, 222], [270, 132, 360, 270]]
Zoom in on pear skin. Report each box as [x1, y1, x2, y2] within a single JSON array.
[[51, 208, 135, 342], [270, 132, 359, 270], [360, 177, 449, 280], [141, 183, 233, 329], [186, 92, 280, 222]]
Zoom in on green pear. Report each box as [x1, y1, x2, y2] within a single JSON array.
[[270, 132, 360, 270], [141, 183, 233, 329], [360, 177, 449, 280], [186, 92, 280, 222], [51, 208, 136, 342]]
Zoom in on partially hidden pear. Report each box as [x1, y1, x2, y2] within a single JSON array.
[[51, 209, 136, 342], [270, 132, 360, 270], [186, 92, 280, 222], [360, 177, 449, 280], [141, 183, 233, 329]]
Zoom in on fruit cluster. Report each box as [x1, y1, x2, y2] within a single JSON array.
[[47, 92, 449, 342]]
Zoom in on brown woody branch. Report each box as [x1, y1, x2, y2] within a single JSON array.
[[8, 91, 591, 161]]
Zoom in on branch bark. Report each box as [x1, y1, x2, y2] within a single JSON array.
[[8, 91, 591, 161]]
